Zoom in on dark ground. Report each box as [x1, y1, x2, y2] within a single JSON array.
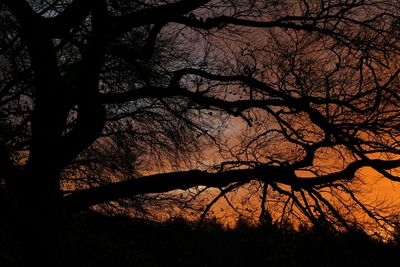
[[1, 211, 399, 266], [67, 212, 400, 267]]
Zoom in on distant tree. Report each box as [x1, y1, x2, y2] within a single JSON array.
[[2, 0, 400, 265]]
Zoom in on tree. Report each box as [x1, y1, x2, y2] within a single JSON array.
[[2, 0, 400, 265]]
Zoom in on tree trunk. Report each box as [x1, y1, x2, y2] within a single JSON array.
[[18, 169, 65, 266]]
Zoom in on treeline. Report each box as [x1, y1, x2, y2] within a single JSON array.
[[57, 213, 400, 266], [1, 211, 399, 266]]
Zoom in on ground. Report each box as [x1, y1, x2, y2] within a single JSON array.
[[0, 210, 398, 266]]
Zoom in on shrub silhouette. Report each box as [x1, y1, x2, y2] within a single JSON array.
[[49, 212, 400, 267]]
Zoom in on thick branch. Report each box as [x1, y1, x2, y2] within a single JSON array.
[[48, 0, 95, 37], [56, 0, 107, 169], [173, 15, 346, 39], [64, 158, 400, 212], [3, 0, 40, 27], [100, 85, 285, 113], [110, 0, 210, 38]]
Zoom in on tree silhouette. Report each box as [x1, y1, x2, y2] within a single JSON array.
[[2, 0, 400, 265]]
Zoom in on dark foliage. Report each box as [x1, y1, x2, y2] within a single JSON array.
[[67, 214, 400, 266], [2, 212, 395, 267]]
